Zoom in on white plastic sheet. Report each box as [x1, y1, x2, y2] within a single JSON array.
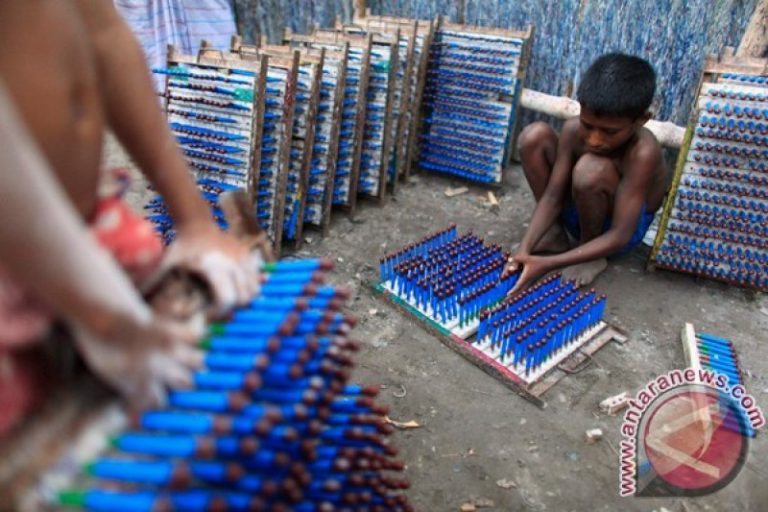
[[115, 0, 236, 89]]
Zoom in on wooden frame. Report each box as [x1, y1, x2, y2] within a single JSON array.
[[311, 28, 397, 204], [372, 281, 628, 407], [230, 37, 325, 252], [350, 13, 435, 183], [284, 29, 372, 217], [254, 40, 349, 238], [268, 51, 300, 257], [192, 43, 299, 255], [336, 19, 423, 193], [429, 16, 535, 182], [649, 49, 768, 292], [165, 44, 268, 228]]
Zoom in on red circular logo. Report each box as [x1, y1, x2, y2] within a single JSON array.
[[642, 387, 747, 495]]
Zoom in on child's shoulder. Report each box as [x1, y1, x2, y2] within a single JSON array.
[[626, 126, 663, 163]]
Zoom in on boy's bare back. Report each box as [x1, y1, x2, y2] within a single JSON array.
[[0, 1, 105, 217]]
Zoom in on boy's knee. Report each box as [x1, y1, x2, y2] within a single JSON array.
[[518, 122, 556, 154], [572, 153, 618, 194]]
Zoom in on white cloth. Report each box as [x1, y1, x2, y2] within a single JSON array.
[[114, 0, 237, 89]]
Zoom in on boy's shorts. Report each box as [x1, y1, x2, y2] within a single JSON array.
[[559, 202, 656, 257]]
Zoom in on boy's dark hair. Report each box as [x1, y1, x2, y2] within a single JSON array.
[[577, 53, 656, 119]]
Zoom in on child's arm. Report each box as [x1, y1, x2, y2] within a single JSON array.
[[0, 81, 201, 408], [73, 0, 260, 313], [506, 121, 577, 268], [511, 143, 660, 292]]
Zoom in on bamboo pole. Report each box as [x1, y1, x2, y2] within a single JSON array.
[[519, 89, 686, 148], [737, 0, 768, 58]]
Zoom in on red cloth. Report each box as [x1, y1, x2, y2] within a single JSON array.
[[0, 179, 163, 437]]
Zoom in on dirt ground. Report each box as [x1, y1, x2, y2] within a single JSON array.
[[110, 139, 768, 512]]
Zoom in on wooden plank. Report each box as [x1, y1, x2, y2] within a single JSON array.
[[346, 34, 373, 216], [505, 24, 535, 165], [249, 58, 268, 206], [703, 51, 768, 76], [379, 29, 399, 199], [648, 109, 697, 266], [528, 324, 627, 398], [354, 12, 439, 34], [405, 20, 435, 180], [439, 19, 530, 40], [313, 28, 398, 202], [680, 322, 702, 372], [394, 26, 417, 185], [292, 50, 324, 250], [269, 50, 301, 257], [322, 43, 349, 236], [284, 32, 370, 216], [371, 282, 628, 408], [168, 45, 262, 72]]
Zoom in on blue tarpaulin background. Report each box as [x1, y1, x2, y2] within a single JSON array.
[[231, 0, 758, 126], [117, 1, 759, 125]]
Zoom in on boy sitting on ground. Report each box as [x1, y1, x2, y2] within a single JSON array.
[[505, 53, 669, 292]]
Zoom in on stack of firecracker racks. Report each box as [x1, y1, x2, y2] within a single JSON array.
[[275, 54, 321, 250], [254, 55, 295, 253], [334, 21, 411, 194], [339, 17, 423, 192], [310, 29, 398, 203], [150, 47, 266, 245], [236, 38, 349, 238], [350, 13, 436, 185], [651, 54, 768, 291], [419, 19, 532, 184], [284, 30, 372, 215]]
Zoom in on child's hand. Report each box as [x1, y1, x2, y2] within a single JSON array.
[[160, 221, 263, 316], [506, 254, 549, 296], [71, 310, 204, 410], [502, 251, 529, 278]]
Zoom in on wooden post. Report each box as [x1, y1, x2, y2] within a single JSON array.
[[457, 0, 466, 24], [737, 0, 768, 58], [354, 0, 366, 18]]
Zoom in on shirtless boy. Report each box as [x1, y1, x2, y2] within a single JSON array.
[[0, 1, 259, 414], [505, 53, 669, 292]]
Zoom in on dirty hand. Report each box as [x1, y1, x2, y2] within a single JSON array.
[[71, 309, 204, 410], [502, 250, 528, 279], [506, 254, 549, 297], [162, 221, 263, 315]]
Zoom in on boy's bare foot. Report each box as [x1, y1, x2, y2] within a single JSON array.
[[561, 258, 607, 286], [533, 224, 570, 254]]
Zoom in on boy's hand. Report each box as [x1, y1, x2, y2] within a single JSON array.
[[71, 310, 204, 410], [502, 251, 527, 278], [506, 254, 549, 296], [161, 221, 263, 316]]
